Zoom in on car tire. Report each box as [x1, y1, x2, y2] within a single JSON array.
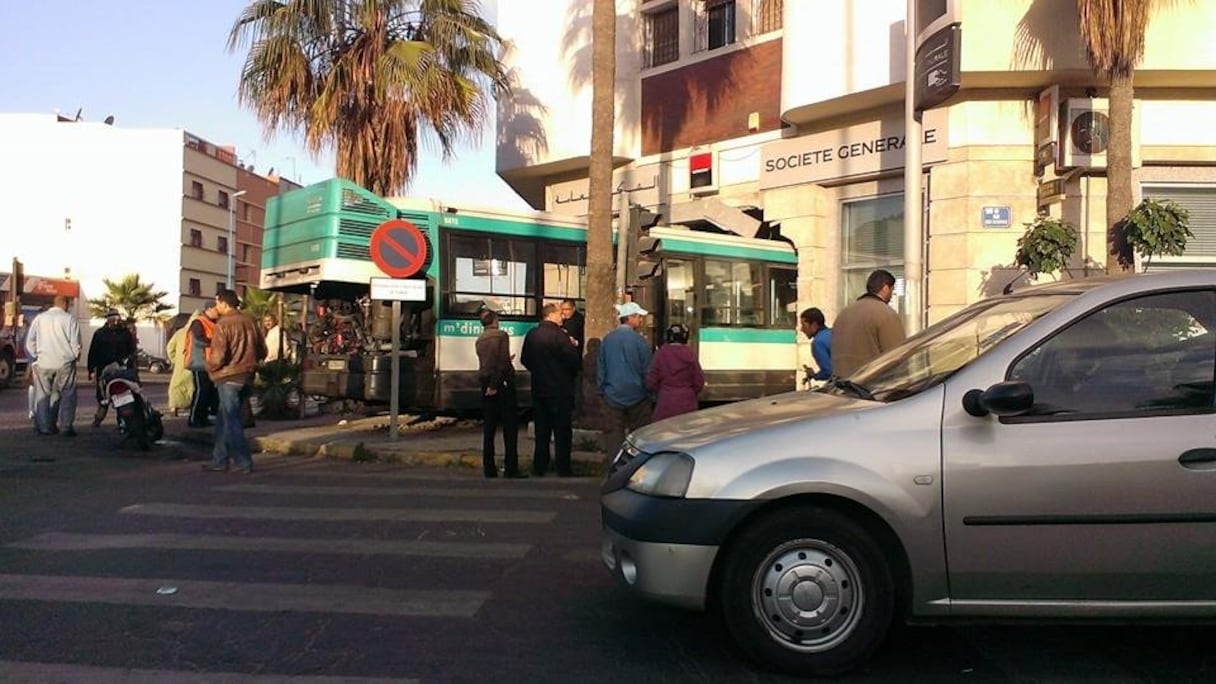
[[718, 506, 895, 677]]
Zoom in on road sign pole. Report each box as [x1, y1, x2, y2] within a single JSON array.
[[390, 300, 401, 441]]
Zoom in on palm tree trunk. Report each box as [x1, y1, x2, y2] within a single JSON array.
[[582, 0, 617, 421], [1104, 72, 1135, 274]]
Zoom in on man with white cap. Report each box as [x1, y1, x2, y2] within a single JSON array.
[[597, 301, 654, 456]]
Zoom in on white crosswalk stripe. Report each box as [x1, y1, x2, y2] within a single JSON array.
[[212, 483, 580, 499], [119, 502, 556, 523]]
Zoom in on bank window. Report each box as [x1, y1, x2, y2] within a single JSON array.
[[542, 243, 586, 306], [644, 6, 679, 68], [703, 259, 764, 326], [694, 0, 737, 53], [1140, 185, 1216, 267], [770, 266, 797, 327], [752, 0, 783, 35], [841, 194, 904, 315], [446, 234, 536, 317]]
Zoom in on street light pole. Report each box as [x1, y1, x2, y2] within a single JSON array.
[[227, 189, 247, 289]]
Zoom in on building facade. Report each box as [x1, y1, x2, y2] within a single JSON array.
[[495, 0, 1216, 362], [0, 113, 291, 351]]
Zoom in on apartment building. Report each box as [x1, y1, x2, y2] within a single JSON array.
[[495, 0, 1216, 333], [0, 112, 293, 350]]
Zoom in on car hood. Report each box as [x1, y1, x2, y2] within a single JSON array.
[[629, 390, 877, 454]]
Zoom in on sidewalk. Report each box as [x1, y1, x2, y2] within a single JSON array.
[[175, 412, 609, 477]]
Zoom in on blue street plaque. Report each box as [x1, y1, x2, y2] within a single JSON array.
[[981, 206, 1012, 228]]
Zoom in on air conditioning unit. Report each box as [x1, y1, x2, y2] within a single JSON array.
[[1058, 98, 1110, 170]]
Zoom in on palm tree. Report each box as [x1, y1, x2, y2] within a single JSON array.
[[1076, 0, 1152, 274], [228, 0, 509, 196], [580, 0, 618, 421], [584, 0, 617, 345], [87, 274, 173, 326]]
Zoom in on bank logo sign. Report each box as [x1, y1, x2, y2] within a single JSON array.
[[759, 109, 949, 190]]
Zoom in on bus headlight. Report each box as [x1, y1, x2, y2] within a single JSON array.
[[626, 452, 694, 498]]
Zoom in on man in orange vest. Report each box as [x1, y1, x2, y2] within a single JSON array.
[[184, 304, 219, 428]]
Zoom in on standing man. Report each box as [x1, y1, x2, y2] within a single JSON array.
[[559, 298, 586, 411], [25, 295, 81, 441], [521, 303, 581, 477], [799, 307, 833, 385], [203, 290, 266, 473], [184, 304, 219, 428], [598, 302, 653, 456], [87, 309, 137, 427], [262, 313, 293, 363], [831, 269, 906, 378], [476, 309, 524, 479]]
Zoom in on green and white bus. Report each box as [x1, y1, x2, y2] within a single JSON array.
[[260, 178, 799, 411]]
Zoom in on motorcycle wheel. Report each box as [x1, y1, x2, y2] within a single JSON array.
[[147, 409, 165, 443], [126, 409, 150, 451]]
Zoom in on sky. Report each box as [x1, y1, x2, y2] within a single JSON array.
[[0, 0, 527, 209]]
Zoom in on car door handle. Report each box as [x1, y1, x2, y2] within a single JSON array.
[[1178, 448, 1216, 467]]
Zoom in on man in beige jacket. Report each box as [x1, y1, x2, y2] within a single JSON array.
[[830, 269, 906, 378]]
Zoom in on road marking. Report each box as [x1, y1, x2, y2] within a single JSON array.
[[213, 483, 579, 500], [119, 502, 555, 523], [9, 532, 531, 559], [0, 574, 488, 617], [0, 661, 419, 683]]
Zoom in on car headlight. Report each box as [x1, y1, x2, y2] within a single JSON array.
[[626, 452, 694, 498]]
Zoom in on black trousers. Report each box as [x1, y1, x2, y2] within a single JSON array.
[[481, 379, 520, 476], [532, 395, 573, 476], [189, 370, 217, 426]]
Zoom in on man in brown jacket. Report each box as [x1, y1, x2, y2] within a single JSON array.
[[202, 289, 266, 473], [830, 269, 907, 378], [475, 309, 524, 479]]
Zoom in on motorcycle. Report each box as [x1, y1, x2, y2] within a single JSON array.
[[99, 361, 164, 451]]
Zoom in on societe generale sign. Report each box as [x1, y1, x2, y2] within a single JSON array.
[[759, 109, 949, 190]]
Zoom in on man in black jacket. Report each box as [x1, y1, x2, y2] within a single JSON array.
[[476, 308, 524, 479], [521, 303, 581, 477], [87, 310, 137, 427]]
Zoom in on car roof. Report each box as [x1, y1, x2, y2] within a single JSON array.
[[1009, 269, 1216, 299]]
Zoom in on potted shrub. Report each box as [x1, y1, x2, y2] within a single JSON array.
[[1122, 198, 1192, 270], [1014, 216, 1080, 280]]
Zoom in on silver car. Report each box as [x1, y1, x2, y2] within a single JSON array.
[[601, 270, 1216, 676]]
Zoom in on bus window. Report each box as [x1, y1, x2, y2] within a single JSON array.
[[664, 259, 693, 329], [703, 259, 764, 327], [447, 234, 537, 317], [770, 267, 797, 327], [542, 243, 586, 305]]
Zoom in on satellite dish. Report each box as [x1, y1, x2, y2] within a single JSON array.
[[103, 115, 115, 125]]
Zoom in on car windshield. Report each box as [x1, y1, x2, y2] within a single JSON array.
[[824, 293, 1075, 402]]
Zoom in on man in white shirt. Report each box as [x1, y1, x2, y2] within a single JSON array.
[[25, 295, 82, 441], [262, 314, 293, 363]]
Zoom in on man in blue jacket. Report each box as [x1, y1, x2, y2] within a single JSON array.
[[598, 301, 653, 456], [799, 307, 832, 385]]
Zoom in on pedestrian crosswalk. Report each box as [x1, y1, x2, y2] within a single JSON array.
[[0, 455, 595, 682]]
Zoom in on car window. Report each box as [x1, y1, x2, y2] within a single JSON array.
[[1009, 289, 1216, 418]]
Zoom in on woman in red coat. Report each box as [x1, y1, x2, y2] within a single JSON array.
[[646, 324, 705, 421]]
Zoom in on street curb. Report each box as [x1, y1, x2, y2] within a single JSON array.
[[176, 427, 609, 477]]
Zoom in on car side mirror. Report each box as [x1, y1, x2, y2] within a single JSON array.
[[962, 381, 1034, 417]]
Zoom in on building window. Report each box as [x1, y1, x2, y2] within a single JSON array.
[[188, 278, 201, 296], [1140, 185, 1216, 267], [242, 202, 251, 221], [644, 6, 680, 68], [189, 229, 203, 248], [216, 282, 226, 295], [694, 0, 737, 53], [841, 194, 904, 315], [243, 244, 254, 262], [752, 0, 782, 35], [218, 235, 229, 254], [218, 190, 230, 209], [191, 181, 204, 200]]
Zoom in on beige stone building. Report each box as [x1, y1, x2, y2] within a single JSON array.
[[496, 0, 1216, 350]]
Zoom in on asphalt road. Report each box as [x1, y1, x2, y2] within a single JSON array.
[[0, 380, 1213, 682]]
